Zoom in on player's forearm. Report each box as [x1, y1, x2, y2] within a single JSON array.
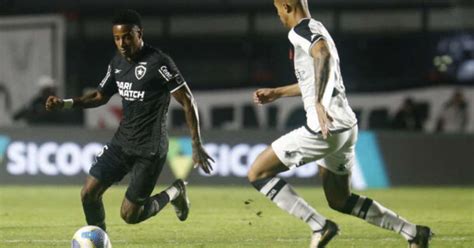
[[275, 83, 301, 97], [183, 97, 203, 146], [312, 43, 331, 103], [71, 91, 108, 109]]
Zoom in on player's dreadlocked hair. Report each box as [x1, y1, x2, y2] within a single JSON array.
[[112, 9, 142, 28]]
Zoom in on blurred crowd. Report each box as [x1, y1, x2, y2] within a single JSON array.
[[13, 75, 471, 134], [391, 90, 469, 133], [11, 75, 79, 126]]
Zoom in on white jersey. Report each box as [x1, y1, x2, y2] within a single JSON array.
[[288, 18, 357, 132]]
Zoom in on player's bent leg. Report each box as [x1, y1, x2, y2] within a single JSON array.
[[319, 166, 433, 247], [120, 154, 179, 224], [81, 175, 110, 231], [120, 197, 142, 224], [120, 188, 173, 224], [248, 147, 333, 248], [120, 181, 186, 224]]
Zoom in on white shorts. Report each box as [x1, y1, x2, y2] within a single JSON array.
[[271, 125, 358, 175]]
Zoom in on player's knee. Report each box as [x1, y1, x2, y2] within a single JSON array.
[[247, 169, 258, 182], [81, 188, 99, 204], [247, 168, 268, 183], [121, 215, 140, 224], [120, 209, 140, 224]]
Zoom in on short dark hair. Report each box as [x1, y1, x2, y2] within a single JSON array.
[[112, 9, 142, 28]]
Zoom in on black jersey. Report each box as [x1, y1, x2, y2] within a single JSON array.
[[97, 43, 185, 157]]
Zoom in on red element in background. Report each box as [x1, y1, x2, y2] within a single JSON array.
[[110, 106, 123, 120], [97, 106, 123, 129]]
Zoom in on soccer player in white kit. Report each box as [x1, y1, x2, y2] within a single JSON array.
[[247, 1, 433, 247]]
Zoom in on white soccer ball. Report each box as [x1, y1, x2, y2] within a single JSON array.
[[71, 225, 112, 248]]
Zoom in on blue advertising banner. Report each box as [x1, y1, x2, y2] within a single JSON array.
[[0, 127, 472, 187]]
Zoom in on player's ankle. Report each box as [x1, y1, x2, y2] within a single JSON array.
[[165, 185, 180, 201]]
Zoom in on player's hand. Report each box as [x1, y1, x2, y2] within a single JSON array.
[[253, 88, 279, 105], [45, 96, 64, 111], [316, 103, 333, 139], [192, 144, 215, 174]]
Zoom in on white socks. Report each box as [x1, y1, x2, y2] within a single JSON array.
[[257, 177, 326, 232], [165, 185, 180, 201], [346, 194, 417, 240], [252, 178, 418, 240]]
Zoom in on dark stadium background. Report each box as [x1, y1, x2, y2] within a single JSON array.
[[0, 1, 473, 247], [0, 0, 474, 185], [0, 0, 473, 186], [2, 0, 473, 91]]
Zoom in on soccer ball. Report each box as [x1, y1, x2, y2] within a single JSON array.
[[71, 225, 112, 248]]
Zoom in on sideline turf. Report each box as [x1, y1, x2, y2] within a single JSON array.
[[0, 186, 472, 248]]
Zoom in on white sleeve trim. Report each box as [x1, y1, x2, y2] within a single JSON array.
[[170, 82, 187, 93], [99, 65, 112, 87]]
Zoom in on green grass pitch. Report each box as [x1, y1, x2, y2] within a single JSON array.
[[0, 186, 473, 248]]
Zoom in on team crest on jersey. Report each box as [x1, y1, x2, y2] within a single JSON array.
[[135, 65, 147, 80]]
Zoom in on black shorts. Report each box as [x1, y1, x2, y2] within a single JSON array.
[[89, 143, 166, 205]]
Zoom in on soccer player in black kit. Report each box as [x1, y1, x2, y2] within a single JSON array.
[[45, 10, 214, 231]]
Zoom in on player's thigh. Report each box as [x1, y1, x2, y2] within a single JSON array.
[[248, 146, 288, 181], [318, 127, 358, 206], [271, 126, 333, 170], [125, 154, 166, 206], [318, 126, 357, 176], [89, 143, 129, 186]]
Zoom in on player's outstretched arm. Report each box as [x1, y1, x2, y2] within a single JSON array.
[[311, 40, 334, 139], [172, 84, 214, 174], [45, 90, 110, 111], [253, 83, 301, 105]]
